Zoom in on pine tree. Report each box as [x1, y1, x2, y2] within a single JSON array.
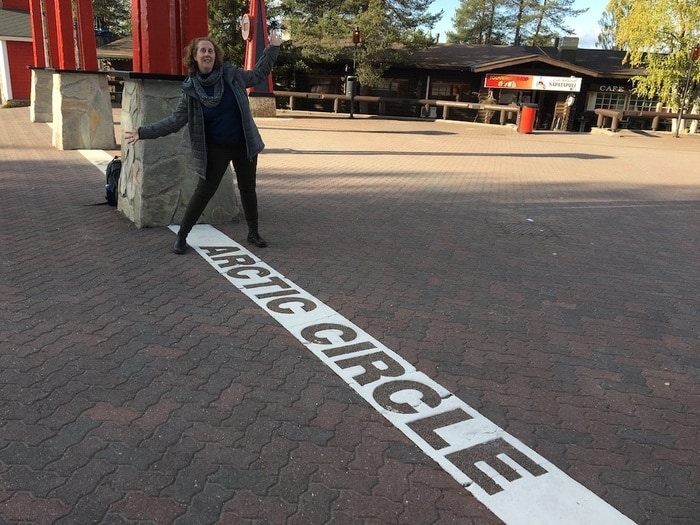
[[446, 0, 509, 44], [207, 0, 248, 63], [447, 0, 587, 47], [92, 0, 130, 38], [279, 0, 442, 86], [596, 9, 621, 50]]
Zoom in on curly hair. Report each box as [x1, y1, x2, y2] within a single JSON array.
[[183, 38, 224, 77]]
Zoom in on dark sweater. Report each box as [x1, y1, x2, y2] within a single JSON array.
[[202, 81, 244, 145]]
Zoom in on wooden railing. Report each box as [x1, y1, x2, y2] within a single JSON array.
[[273, 90, 519, 125], [594, 108, 700, 132]]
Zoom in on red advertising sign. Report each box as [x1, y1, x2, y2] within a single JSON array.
[[485, 74, 582, 92]]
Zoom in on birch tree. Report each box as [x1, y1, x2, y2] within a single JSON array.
[[610, 0, 700, 109]]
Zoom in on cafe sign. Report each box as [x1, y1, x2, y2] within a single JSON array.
[[591, 83, 633, 94], [485, 74, 582, 92]]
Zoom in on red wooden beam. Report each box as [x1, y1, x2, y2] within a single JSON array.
[[133, 0, 175, 74], [52, 0, 76, 69], [169, 0, 180, 73], [75, 0, 98, 70], [44, 0, 60, 67], [132, 0, 208, 75], [179, 0, 208, 74], [243, 0, 273, 94], [132, 0, 142, 71], [28, 0, 45, 66]]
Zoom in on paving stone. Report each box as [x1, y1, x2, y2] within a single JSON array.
[[0, 107, 698, 524]]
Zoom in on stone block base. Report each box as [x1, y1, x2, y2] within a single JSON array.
[[51, 71, 116, 150], [30, 68, 53, 123], [249, 95, 277, 118], [118, 77, 239, 228]]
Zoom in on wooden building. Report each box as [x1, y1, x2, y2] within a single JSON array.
[[95, 36, 670, 132], [289, 38, 655, 131], [0, 0, 32, 104]]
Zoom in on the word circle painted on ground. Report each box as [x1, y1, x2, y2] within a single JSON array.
[[171, 224, 635, 525]]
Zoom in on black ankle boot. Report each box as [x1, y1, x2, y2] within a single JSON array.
[[247, 232, 267, 248], [172, 235, 188, 254]]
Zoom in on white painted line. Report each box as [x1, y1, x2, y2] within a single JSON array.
[[173, 224, 636, 525], [78, 149, 116, 174]]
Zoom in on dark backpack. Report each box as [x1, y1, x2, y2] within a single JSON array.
[[105, 156, 122, 206]]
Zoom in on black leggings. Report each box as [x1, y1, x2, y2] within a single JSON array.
[[179, 143, 259, 237]]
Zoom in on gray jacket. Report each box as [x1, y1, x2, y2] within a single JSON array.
[[138, 45, 280, 179]]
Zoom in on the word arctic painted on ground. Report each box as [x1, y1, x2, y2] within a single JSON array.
[[185, 225, 633, 525]]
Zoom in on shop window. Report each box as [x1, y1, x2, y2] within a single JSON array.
[[372, 79, 409, 97], [592, 92, 626, 110], [498, 90, 518, 105], [628, 96, 658, 111], [308, 75, 340, 94], [431, 82, 453, 99], [587, 92, 661, 112]]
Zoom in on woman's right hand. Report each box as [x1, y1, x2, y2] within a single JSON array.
[[124, 129, 139, 145], [269, 30, 283, 47]]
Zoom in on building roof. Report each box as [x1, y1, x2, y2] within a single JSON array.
[[401, 44, 643, 79], [569, 48, 646, 78], [95, 38, 646, 81], [0, 8, 31, 39], [96, 36, 132, 60]]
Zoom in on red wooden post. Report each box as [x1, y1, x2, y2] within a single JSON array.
[[132, 0, 174, 74], [28, 0, 46, 66], [180, 0, 209, 67], [132, 0, 208, 75], [51, 0, 76, 69], [131, 0, 142, 72], [168, 0, 180, 72], [44, 0, 60, 67], [243, 0, 273, 94], [75, 0, 98, 70]]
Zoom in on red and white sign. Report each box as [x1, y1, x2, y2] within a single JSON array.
[[485, 74, 582, 92]]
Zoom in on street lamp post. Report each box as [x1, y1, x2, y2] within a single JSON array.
[[674, 44, 700, 138], [348, 27, 360, 119]]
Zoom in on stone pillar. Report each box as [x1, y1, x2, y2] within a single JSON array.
[[29, 68, 53, 122], [119, 75, 239, 228], [51, 71, 116, 150], [248, 94, 277, 118]]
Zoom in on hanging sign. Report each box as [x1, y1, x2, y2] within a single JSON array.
[[241, 14, 253, 41], [485, 74, 582, 92]]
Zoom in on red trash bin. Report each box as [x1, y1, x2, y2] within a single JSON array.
[[518, 103, 538, 133]]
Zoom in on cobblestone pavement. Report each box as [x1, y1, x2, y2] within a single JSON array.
[[0, 106, 698, 524]]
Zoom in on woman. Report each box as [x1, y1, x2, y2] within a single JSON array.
[[124, 33, 282, 253]]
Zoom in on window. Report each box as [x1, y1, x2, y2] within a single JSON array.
[[372, 79, 409, 97], [430, 82, 453, 98], [628, 96, 658, 111], [587, 92, 661, 112], [308, 75, 340, 94], [592, 92, 626, 110]]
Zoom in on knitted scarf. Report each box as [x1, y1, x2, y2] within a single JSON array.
[[192, 67, 224, 108]]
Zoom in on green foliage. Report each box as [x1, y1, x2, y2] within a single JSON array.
[[447, 0, 586, 46], [279, 0, 443, 87], [611, 0, 700, 108], [92, 0, 130, 37], [528, 0, 587, 45], [596, 9, 621, 50], [207, 0, 248, 64], [447, 0, 509, 44]]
